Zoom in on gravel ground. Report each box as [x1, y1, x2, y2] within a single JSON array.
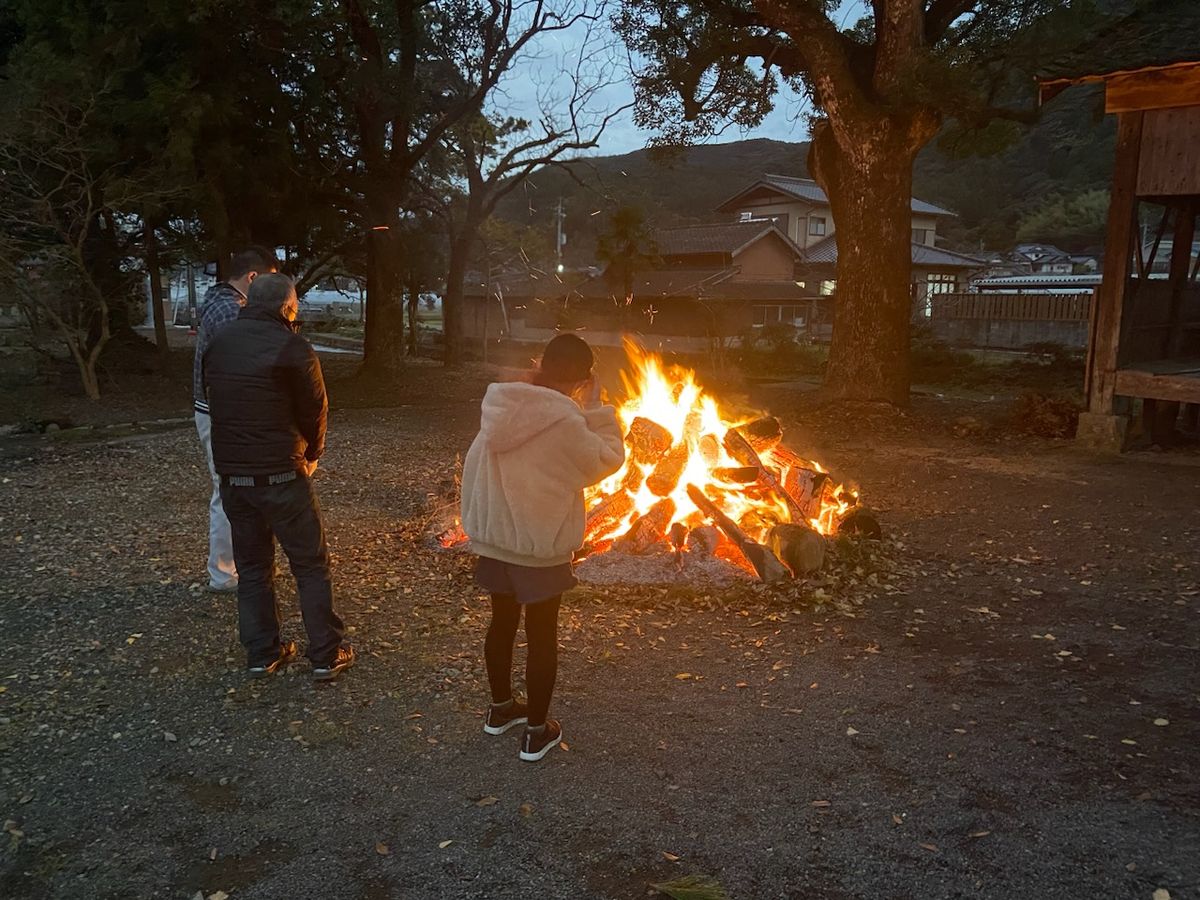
[[1, 367, 1198, 900]]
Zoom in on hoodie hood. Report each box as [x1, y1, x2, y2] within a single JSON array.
[[478, 381, 582, 453]]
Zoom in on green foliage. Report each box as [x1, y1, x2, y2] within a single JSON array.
[[650, 874, 729, 900], [738, 326, 827, 378], [1016, 189, 1110, 249]]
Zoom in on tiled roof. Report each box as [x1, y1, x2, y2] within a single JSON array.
[[715, 174, 957, 217], [574, 268, 737, 300], [653, 222, 801, 257], [1039, 0, 1200, 84], [801, 235, 985, 269]]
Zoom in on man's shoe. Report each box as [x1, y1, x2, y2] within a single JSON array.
[[206, 580, 238, 594], [483, 699, 529, 735], [519, 719, 562, 762], [312, 645, 356, 682], [248, 641, 297, 678]]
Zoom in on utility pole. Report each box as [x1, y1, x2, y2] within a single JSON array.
[[555, 197, 565, 274]]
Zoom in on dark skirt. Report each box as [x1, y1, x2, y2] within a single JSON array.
[[475, 555, 577, 605]]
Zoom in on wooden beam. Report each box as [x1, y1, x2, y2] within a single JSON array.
[[1114, 368, 1200, 404], [1106, 65, 1200, 114], [1089, 112, 1144, 416]]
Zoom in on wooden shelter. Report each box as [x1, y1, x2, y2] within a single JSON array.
[[1039, 0, 1200, 449]]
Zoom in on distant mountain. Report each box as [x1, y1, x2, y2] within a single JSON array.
[[493, 84, 1116, 263]]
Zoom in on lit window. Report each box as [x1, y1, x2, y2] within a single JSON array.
[[739, 211, 754, 222], [809, 217, 827, 236], [820, 280, 836, 295]]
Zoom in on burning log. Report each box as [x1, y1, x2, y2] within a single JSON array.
[[585, 491, 634, 541], [783, 466, 832, 521], [685, 484, 789, 582], [739, 416, 783, 453], [767, 524, 826, 575], [722, 429, 806, 523], [698, 434, 721, 467], [835, 506, 882, 539], [713, 466, 760, 484], [647, 443, 689, 497], [615, 498, 676, 554], [620, 464, 645, 494], [687, 525, 722, 556], [627, 417, 672, 464]]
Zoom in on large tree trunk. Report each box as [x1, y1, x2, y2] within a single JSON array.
[[145, 219, 170, 369], [809, 118, 927, 405], [362, 227, 405, 374], [442, 234, 471, 368]]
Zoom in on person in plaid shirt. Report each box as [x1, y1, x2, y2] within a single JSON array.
[[193, 246, 278, 591]]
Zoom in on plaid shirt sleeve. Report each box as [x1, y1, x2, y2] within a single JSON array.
[[193, 287, 244, 410]]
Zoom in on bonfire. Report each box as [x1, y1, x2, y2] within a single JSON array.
[[442, 341, 875, 583]]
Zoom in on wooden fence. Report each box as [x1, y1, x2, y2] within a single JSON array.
[[928, 292, 1093, 322], [923, 291, 1094, 350]]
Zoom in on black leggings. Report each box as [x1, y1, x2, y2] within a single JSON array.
[[485, 593, 561, 727]]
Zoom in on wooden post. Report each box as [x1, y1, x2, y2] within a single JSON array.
[[1088, 111, 1144, 417], [1166, 198, 1197, 358]]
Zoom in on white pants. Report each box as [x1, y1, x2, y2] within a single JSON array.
[[195, 411, 238, 588]]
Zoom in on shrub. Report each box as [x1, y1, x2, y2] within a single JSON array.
[[1009, 391, 1080, 438]]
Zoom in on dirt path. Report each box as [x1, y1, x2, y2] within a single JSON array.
[[1, 378, 1197, 900]]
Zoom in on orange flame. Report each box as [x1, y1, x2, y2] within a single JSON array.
[[586, 340, 858, 548]]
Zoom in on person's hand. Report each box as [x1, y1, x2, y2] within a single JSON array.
[[581, 374, 603, 409], [304, 459, 319, 477]]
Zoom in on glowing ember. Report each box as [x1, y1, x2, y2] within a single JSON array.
[[583, 340, 861, 572]]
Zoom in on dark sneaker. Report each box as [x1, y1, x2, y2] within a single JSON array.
[[248, 641, 297, 678], [483, 699, 529, 735], [312, 645, 356, 682], [519, 719, 563, 762]]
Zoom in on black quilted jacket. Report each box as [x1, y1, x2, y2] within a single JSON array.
[[202, 306, 327, 476]]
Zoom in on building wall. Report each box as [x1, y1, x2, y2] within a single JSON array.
[[732, 234, 800, 279], [737, 196, 941, 249]]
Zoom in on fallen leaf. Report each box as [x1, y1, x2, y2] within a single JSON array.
[[675, 673, 692, 680], [919, 842, 939, 852], [208, 892, 229, 900], [518, 802, 534, 817], [404, 712, 423, 720], [969, 830, 991, 838], [1122, 739, 1138, 746], [846, 726, 859, 737], [209, 847, 217, 861], [892, 814, 903, 826], [164, 732, 178, 743], [475, 796, 499, 807], [375, 842, 391, 856], [1153, 718, 1169, 727], [661, 851, 680, 862], [438, 840, 453, 849], [559, 741, 570, 751], [811, 800, 831, 808], [1153, 890, 1170, 900]]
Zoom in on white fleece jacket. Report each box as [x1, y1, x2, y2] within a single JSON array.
[[461, 382, 626, 567]]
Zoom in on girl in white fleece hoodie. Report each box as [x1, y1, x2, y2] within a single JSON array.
[[461, 334, 625, 761]]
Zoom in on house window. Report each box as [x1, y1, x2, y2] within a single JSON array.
[[927, 273, 957, 293], [819, 280, 836, 296], [920, 272, 957, 317], [912, 228, 930, 245], [809, 216, 827, 237], [739, 211, 755, 222]]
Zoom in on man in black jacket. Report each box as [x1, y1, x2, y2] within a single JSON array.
[[203, 274, 354, 681]]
